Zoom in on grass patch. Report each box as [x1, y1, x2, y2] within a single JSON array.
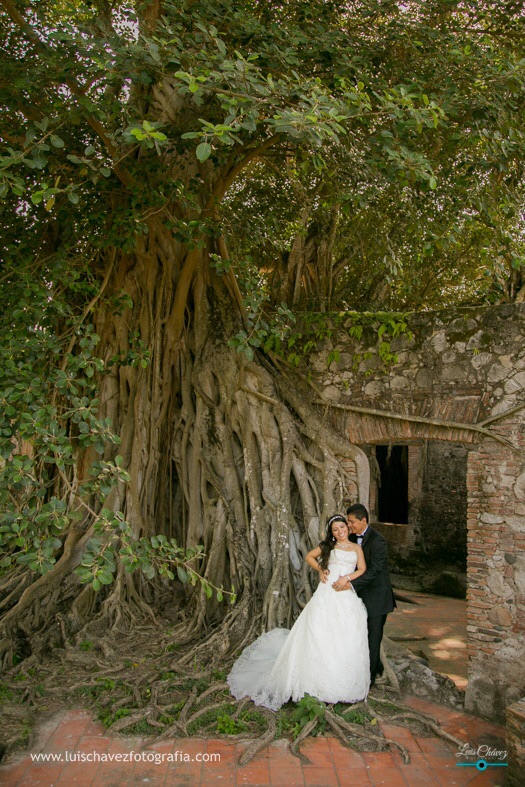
[[367, 698, 404, 714], [179, 677, 211, 694], [334, 705, 372, 725], [0, 681, 14, 701], [187, 702, 233, 734], [121, 719, 159, 735], [99, 707, 133, 727]]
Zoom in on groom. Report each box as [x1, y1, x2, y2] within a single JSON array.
[[337, 503, 396, 686]]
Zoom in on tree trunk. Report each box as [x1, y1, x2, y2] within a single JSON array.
[[1, 211, 369, 664]]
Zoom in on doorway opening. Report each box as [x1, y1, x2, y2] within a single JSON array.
[[376, 444, 409, 524]]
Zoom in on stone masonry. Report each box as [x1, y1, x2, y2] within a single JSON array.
[[311, 303, 525, 723]]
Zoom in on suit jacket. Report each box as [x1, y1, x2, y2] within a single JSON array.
[[350, 527, 396, 617]]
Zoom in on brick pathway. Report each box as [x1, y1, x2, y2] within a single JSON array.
[[0, 696, 507, 786]]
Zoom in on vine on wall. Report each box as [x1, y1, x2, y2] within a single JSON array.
[[230, 307, 413, 370]]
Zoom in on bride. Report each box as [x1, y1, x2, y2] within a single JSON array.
[[227, 514, 370, 710]]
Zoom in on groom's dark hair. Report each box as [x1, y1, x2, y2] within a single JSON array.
[[346, 503, 369, 522]]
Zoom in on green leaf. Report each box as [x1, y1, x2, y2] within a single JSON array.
[[196, 142, 212, 162], [142, 563, 156, 579]]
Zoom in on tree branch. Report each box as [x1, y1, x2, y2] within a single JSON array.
[[1, 0, 133, 186], [210, 134, 280, 205]]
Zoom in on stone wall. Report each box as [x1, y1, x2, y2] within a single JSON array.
[[310, 303, 525, 721], [411, 441, 468, 564]]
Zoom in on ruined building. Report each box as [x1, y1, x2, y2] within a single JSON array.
[[311, 303, 524, 733]]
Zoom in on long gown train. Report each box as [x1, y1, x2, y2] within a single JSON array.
[[227, 549, 370, 710]]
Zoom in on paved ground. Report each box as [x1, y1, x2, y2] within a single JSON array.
[[385, 590, 468, 690], [0, 699, 507, 786], [1, 592, 509, 786]]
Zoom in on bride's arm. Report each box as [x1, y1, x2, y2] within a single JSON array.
[[305, 545, 330, 583], [346, 546, 367, 582]]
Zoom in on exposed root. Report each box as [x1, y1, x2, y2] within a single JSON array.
[[196, 682, 230, 703], [289, 717, 318, 765], [110, 707, 156, 733], [151, 719, 187, 741], [176, 686, 198, 734], [185, 700, 237, 732], [175, 602, 259, 669], [367, 694, 422, 712], [199, 728, 250, 740], [237, 710, 276, 766], [380, 643, 400, 693], [231, 696, 250, 720], [381, 736, 410, 763], [388, 713, 464, 747], [0, 602, 467, 763], [325, 712, 371, 752]]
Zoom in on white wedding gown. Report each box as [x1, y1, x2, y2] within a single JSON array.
[[227, 549, 370, 710]]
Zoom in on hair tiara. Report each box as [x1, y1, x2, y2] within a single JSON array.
[[328, 514, 346, 526]]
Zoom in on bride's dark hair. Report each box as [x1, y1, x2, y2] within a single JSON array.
[[318, 514, 348, 570]]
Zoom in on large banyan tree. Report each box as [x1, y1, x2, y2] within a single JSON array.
[[1, 0, 525, 671]]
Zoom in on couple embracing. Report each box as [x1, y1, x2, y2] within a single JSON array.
[[228, 504, 396, 710]]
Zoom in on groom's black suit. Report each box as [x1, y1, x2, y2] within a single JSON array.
[[350, 527, 396, 683]]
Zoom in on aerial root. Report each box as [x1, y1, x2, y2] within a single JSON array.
[[175, 603, 257, 669]]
